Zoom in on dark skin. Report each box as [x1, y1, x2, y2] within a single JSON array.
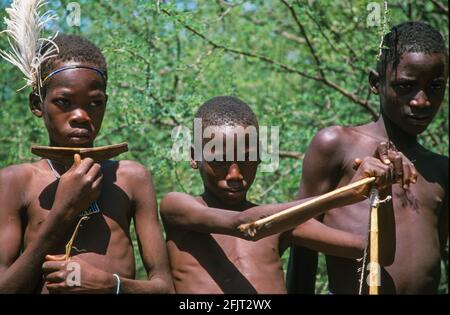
[[0, 61, 173, 293], [160, 125, 414, 293], [288, 52, 448, 294]]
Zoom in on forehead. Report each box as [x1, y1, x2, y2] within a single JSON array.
[[202, 125, 258, 150], [387, 52, 447, 78], [203, 124, 258, 138], [45, 61, 106, 93]]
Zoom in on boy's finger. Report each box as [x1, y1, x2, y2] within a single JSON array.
[[45, 254, 66, 262], [44, 271, 67, 283], [75, 157, 95, 174], [376, 142, 391, 164], [410, 164, 418, 184], [86, 163, 102, 180], [352, 158, 363, 170], [92, 173, 103, 191], [42, 260, 66, 273], [393, 154, 403, 183], [46, 282, 64, 293], [402, 160, 411, 190]]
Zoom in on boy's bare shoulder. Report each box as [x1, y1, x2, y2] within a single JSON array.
[[107, 159, 153, 181], [102, 160, 155, 200], [160, 192, 202, 212], [0, 162, 37, 187], [419, 146, 448, 183], [0, 162, 41, 208], [309, 125, 357, 153]]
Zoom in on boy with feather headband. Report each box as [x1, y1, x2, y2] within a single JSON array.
[[0, 0, 173, 293]]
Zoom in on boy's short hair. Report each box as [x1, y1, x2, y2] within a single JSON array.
[[195, 96, 259, 129], [377, 21, 448, 77], [39, 34, 107, 90]]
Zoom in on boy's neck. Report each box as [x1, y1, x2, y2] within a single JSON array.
[[373, 112, 420, 151], [46, 159, 70, 177], [45, 140, 95, 176], [201, 190, 251, 211]]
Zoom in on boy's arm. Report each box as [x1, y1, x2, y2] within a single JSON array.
[[0, 159, 103, 293], [438, 160, 448, 268], [287, 127, 348, 293], [289, 218, 365, 259], [161, 155, 400, 241], [160, 192, 354, 239], [124, 162, 174, 293], [160, 192, 243, 236]]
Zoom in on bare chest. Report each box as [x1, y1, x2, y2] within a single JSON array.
[[23, 173, 135, 278], [168, 232, 285, 293]]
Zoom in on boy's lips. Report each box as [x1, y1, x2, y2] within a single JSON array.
[[405, 114, 432, 125], [68, 130, 91, 138], [67, 130, 92, 143], [224, 187, 245, 194]]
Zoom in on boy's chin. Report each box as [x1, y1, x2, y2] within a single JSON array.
[[220, 191, 247, 206], [51, 139, 94, 148], [399, 123, 430, 136]]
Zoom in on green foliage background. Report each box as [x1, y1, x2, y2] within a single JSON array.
[[0, 0, 448, 294]]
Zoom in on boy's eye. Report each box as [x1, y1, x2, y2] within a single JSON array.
[[54, 98, 71, 107], [396, 83, 412, 91], [430, 82, 445, 90], [89, 100, 104, 107]]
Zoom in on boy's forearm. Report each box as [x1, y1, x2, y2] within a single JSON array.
[[0, 210, 75, 293], [294, 225, 366, 259], [105, 274, 174, 294], [237, 190, 362, 240]]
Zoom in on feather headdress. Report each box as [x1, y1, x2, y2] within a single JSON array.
[[0, 0, 59, 95]]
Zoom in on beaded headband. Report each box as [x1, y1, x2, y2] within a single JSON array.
[[42, 65, 107, 85]]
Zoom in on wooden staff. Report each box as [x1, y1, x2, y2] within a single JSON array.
[[237, 177, 376, 236], [369, 188, 380, 294]]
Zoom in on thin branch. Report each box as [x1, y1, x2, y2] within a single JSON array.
[[281, 0, 325, 78], [430, 0, 448, 14], [161, 8, 378, 119], [303, 8, 340, 55], [279, 150, 304, 159], [162, 8, 318, 81], [277, 30, 306, 45], [322, 78, 377, 117]]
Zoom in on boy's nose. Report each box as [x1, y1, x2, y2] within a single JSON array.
[[225, 163, 244, 181], [410, 90, 431, 108], [69, 108, 91, 124]]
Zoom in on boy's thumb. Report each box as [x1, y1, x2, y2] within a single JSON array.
[[73, 153, 81, 167]]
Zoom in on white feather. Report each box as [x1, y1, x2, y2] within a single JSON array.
[[0, 0, 59, 92]]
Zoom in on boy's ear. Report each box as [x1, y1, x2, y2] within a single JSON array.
[[189, 159, 198, 169], [29, 92, 43, 117], [190, 145, 198, 169], [369, 69, 380, 94]]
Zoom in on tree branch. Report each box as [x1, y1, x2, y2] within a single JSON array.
[[281, 0, 325, 78], [430, 0, 448, 14], [161, 8, 378, 119], [279, 150, 304, 159]]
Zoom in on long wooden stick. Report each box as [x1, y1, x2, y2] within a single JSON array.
[[238, 177, 376, 236], [369, 188, 380, 294]]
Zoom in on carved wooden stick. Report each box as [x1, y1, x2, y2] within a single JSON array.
[[237, 177, 376, 236], [369, 188, 380, 295]]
